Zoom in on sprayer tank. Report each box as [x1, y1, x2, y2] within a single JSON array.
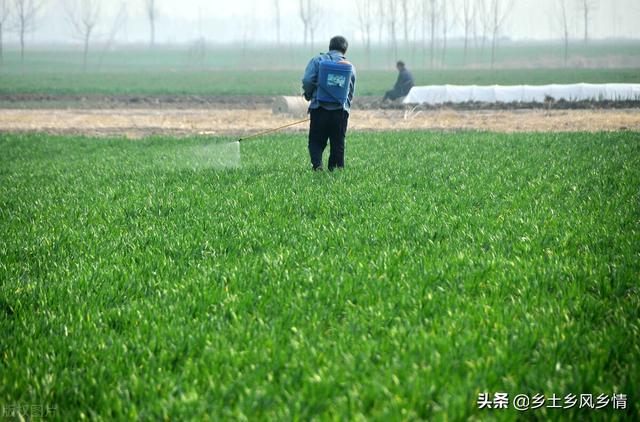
[[317, 61, 353, 105]]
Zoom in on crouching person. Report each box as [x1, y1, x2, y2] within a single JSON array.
[[302, 35, 356, 171], [383, 61, 414, 101]]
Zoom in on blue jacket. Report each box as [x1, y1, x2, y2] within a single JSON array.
[[394, 68, 414, 96], [302, 50, 356, 113]]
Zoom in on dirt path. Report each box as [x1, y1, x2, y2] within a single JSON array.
[[0, 108, 638, 138]]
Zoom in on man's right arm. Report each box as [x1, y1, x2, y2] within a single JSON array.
[[302, 57, 319, 101]]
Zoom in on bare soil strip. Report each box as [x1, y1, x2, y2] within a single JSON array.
[[2, 94, 639, 111], [0, 94, 275, 110], [0, 108, 638, 138]]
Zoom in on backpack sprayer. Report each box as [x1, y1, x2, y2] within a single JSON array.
[[238, 57, 353, 143]]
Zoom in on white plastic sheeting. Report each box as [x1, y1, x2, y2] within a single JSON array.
[[403, 83, 640, 105]]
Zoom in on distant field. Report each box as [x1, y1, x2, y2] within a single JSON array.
[[1, 41, 640, 72], [0, 42, 639, 97], [1, 131, 638, 419], [1, 68, 639, 97]]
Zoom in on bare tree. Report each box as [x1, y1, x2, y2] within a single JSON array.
[[273, 0, 281, 46], [472, 0, 481, 50], [97, 2, 127, 70], [355, 0, 373, 66], [299, 0, 322, 50], [441, 0, 455, 65], [13, 0, 41, 65], [376, 0, 385, 45], [0, 0, 9, 65], [488, 0, 513, 69], [610, 0, 619, 38], [400, 0, 411, 48], [557, 0, 570, 67], [423, 0, 438, 69], [65, 0, 100, 71], [299, 0, 309, 48], [578, 0, 598, 44], [240, 13, 254, 59], [420, 0, 427, 66], [144, 0, 157, 47], [460, 0, 475, 65], [386, 0, 399, 60], [477, 0, 491, 53], [308, 3, 323, 51]]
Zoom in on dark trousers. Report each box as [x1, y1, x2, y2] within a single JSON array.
[[308, 108, 349, 170], [383, 88, 403, 101]]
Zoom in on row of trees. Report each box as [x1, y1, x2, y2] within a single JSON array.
[[350, 0, 515, 69], [0, 0, 610, 70], [0, 0, 158, 68], [351, 0, 601, 68], [1, 0, 41, 65]]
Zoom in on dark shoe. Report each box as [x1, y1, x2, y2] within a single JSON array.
[[313, 166, 324, 172]]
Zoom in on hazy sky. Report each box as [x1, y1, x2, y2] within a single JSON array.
[[9, 0, 640, 45]]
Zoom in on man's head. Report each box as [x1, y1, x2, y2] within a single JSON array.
[[329, 36, 349, 54], [396, 61, 406, 71]]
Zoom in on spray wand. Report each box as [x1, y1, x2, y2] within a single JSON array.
[[237, 118, 310, 143]]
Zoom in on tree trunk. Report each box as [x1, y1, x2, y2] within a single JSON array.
[[389, 20, 396, 60], [20, 23, 25, 65], [310, 28, 314, 52], [463, 1, 471, 66], [583, 5, 588, 44], [464, 25, 469, 66], [421, 1, 426, 67], [564, 31, 569, 67], [402, 0, 409, 47], [0, 23, 3, 66], [472, 8, 479, 51], [491, 29, 497, 69], [429, 3, 435, 69], [365, 27, 371, 68], [442, 33, 447, 65], [274, 1, 281, 45], [83, 31, 90, 72], [480, 16, 487, 54], [490, 1, 497, 69], [441, 2, 447, 65], [150, 19, 155, 47], [303, 24, 307, 49]]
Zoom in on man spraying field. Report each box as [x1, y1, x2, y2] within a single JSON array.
[[302, 36, 356, 171]]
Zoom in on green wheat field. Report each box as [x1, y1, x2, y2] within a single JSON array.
[[1, 131, 638, 420]]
